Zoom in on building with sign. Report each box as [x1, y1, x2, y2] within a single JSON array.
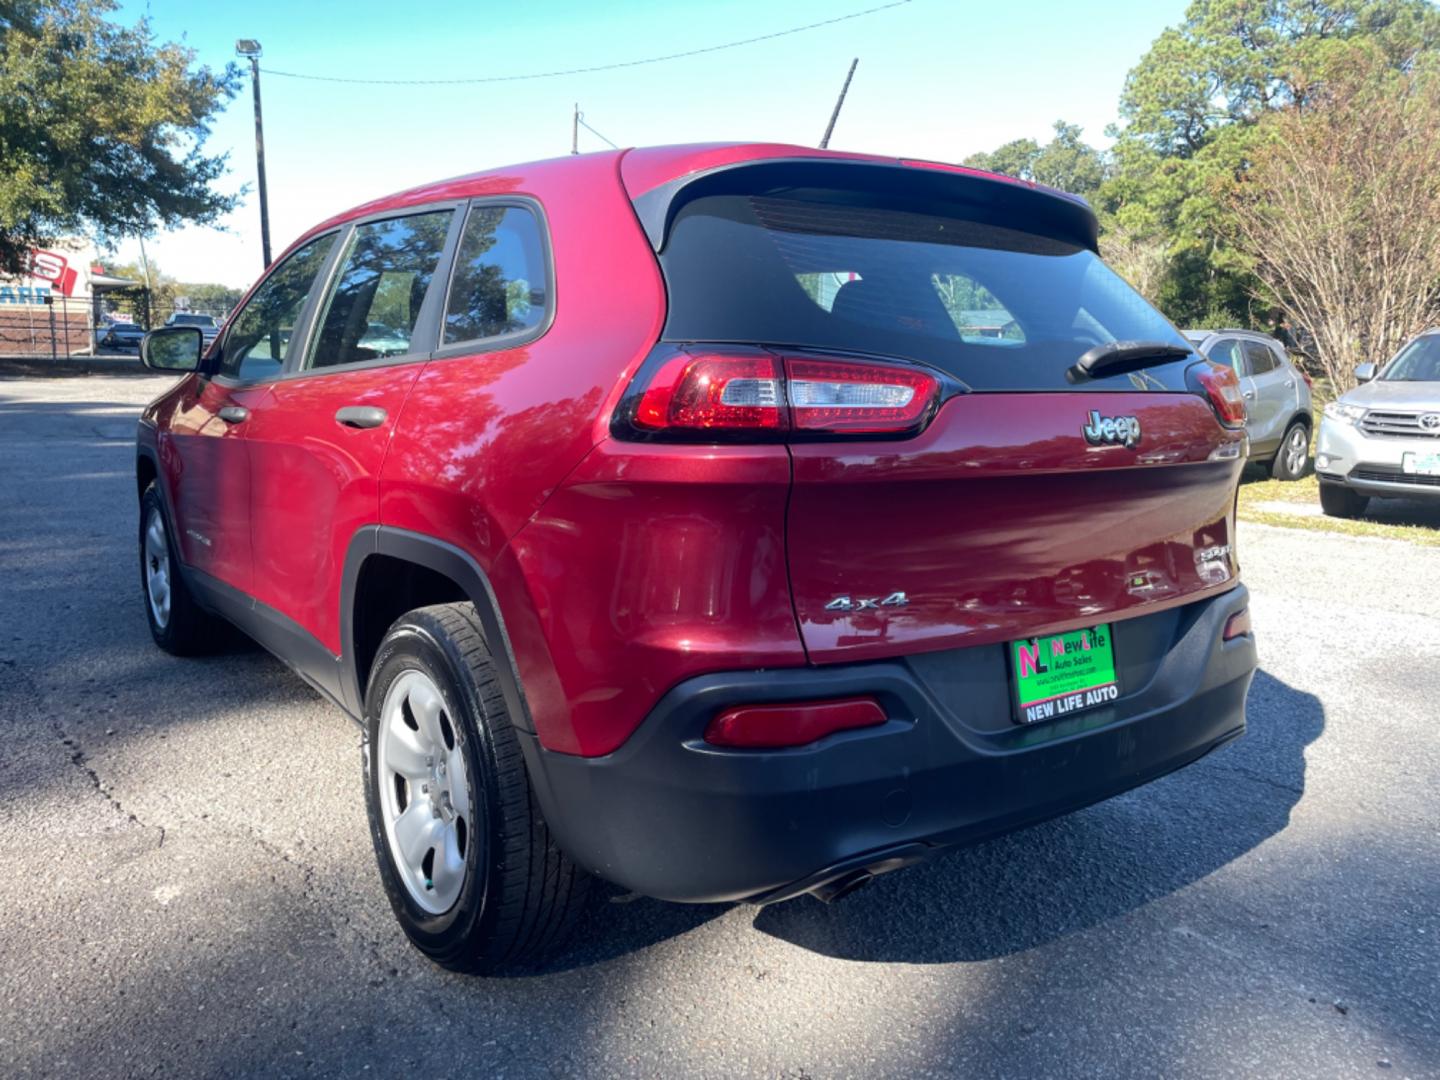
[[0, 239, 137, 356]]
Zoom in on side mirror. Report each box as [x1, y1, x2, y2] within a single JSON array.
[[141, 326, 203, 372], [1355, 362, 1376, 383]]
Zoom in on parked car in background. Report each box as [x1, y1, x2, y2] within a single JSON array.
[[98, 318, 145, 352], [164, 312, 221, 351], [1315, 328, 1440, 517], [1184, 329, 1314, 480], [356, 320, 414, 359], [136, 143, 1257, 972]]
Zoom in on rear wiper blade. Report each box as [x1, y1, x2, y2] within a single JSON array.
[[1067, 340, 1193, 383]]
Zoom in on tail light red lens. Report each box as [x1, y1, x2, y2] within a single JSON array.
[[704, 697, 887, 749], [633, 351, 785, 432], [1188, 361, 1247, 429], [621, 346, 941, 440]]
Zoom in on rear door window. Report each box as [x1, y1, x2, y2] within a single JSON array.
[[1242, 340, 1279, 375], [1205, 338, 1245, 375], [658, 191, 1194, 392], [307, 210, 454, 369]]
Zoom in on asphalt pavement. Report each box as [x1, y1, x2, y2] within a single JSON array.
[[1, 374, 1437, 1079]]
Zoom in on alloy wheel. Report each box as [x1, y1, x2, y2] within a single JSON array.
[[1284, 426, 1308, 475]]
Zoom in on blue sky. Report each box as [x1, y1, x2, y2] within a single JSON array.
[[113, 0, 1186, 287]]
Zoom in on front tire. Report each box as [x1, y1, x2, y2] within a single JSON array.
[[1271, 421, 1310, 481], [1319, 480, 1369, 519], [363, 603, 589, 973], [139, 482, 223, 654]]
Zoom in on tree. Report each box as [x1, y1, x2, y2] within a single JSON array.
[[178, 282, 244, 315], [1099, 0, 1440, 326], [1230, 51, 1440, 389], [963, 121, 1107, 197], [0, 0, 241, 271]]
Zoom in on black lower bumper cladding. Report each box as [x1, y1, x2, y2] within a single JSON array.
[[519, 586, 1256, 904]]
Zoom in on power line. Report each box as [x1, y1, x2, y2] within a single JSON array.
[[258, 1, 912, 87]]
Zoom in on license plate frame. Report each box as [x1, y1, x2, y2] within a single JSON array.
[[1402, 451, 1440, 477], [1009, 624, 1120, 726]]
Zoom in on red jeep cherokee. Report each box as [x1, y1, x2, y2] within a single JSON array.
[[136, 143, 1257, 972]]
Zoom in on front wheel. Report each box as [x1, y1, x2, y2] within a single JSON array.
[[1319, 480, 1369, 519], [363, 603, 589, 973], [1271, 422, 1310, 481], [139, 482, 223, 654]]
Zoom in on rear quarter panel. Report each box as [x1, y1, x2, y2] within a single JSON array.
[[379, 153, 684, 750]]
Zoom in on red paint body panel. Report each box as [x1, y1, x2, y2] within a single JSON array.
[[143, 142, 1248, 766], [505, 439, 804, 756], [244, 365, 424, 653], [619, 142, 895, 197], [148, 375, 266, 593], [379, 151, 667, 564], [787, 393, 1245, 663]]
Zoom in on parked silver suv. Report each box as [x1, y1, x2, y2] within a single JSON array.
[[1184, 329, 1314, 480], [1315, 329, 1440, 517]]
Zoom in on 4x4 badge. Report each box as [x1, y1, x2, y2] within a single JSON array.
[[825, 592, 909, 612], [1082, 409, 1142, 448]]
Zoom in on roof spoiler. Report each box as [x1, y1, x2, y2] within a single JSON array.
[[628, 157, 1100, 256]]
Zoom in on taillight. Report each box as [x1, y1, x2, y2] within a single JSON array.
[[633, 350, 785, 433], [1298, 369, 1314, 389], [786, 358, 937, 434], [617, 345, 942, 441], [704, 697, 887, 749], [1187, 361, 1247, 429]]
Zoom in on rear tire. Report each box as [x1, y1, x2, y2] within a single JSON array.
[[1319, 480, 1368, 519], [139, 482, 224, 655], [1270, 421, 1310, 481], [363, 603, 589, 973]]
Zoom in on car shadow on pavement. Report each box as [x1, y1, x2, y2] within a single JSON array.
[[750, 668, 1321, 964]]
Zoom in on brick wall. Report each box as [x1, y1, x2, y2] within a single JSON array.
[[0, 303, 92, 356]]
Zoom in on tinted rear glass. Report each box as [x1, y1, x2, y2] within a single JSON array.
[[659, 191, 1194, 391]]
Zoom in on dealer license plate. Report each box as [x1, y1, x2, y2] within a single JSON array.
[[1010, 624, 1119, 725], [1402, 451, 1440, 476]]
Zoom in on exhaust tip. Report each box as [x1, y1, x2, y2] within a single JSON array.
[[809, 869, 873, 904]]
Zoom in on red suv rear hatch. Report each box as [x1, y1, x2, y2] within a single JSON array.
[[624, 157, 1246, 663]]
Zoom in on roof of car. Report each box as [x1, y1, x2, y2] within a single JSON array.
[[302, 142, 1093, 251], [1184, 328, 1282, 343]]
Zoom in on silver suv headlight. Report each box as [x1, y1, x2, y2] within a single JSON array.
[[1323, 401, 1366, 425]]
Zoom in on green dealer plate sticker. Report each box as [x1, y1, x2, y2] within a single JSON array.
[[1010, 624, 1119, 725]]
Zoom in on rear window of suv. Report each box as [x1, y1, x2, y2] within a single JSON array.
[[658, 190, 1193, 391]]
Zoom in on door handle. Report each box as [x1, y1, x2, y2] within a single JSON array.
[[218, 405, 249, 424], [335, 405, 388, 430], [1242, 391, 1255, 399]]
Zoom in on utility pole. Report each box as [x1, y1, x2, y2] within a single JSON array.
[[572, 104, 579, 155], [137, 233, 154, 328], [819, 58, 859, 149], [236, 39, 273, 269]]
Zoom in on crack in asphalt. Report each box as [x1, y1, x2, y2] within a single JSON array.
[[1202, 759, 1306, 798], [56, 726, 167, 850]]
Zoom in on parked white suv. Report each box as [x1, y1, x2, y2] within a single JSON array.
[[1316, 329, 1440, 517], [1184, 329, 1314, 480]]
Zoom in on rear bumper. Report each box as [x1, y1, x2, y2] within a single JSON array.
[[520, 585, 1256, 904]]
